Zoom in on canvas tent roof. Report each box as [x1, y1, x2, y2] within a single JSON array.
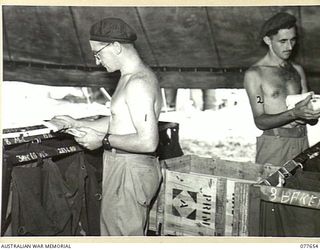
[[3, 5, 320, 92]]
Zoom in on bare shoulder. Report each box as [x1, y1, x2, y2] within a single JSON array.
[[125, 67, 159, 95], [244, 65, 262, 86], [245, 65, 261, 75], [245, 58, 267, 76], [291, 62, 305, 76]]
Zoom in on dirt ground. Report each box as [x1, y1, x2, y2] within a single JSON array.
[[159, 103, 259, 163]]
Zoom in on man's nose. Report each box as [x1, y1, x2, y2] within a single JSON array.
[[286, 41, 293, 50]]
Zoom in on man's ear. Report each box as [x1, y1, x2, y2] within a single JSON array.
[[263, 36, 271, 46], [113, 42, 122, 55]]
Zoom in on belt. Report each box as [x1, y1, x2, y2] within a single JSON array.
[[106, 148, 156, 157], [263, 126, 307, 138]]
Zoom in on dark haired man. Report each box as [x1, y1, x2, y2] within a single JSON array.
[[51, 18, 163, 235], [244, 12, 320, 166]]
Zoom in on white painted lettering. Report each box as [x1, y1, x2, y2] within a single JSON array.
[[30, 152, 38, 160], [317, 198, 320, 208], [299, 193, 309, 206], [280, 191, 291, 203], [270, 187, 277, 201], [308, 195, 318, 207], [4, 139, 11, 145], [16, 155, 31, 162], [290, 191, 300, 204]]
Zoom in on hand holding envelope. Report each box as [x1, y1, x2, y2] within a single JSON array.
[[286, 91, 320, 111]]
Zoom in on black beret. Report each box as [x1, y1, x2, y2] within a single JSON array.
[[260, 12, 297, 41], [90, 18, 137, 43]]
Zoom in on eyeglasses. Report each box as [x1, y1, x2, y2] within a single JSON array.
[[93, 43, 111, 60]]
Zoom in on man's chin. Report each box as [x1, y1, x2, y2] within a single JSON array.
[[282, 52, 292, 59]]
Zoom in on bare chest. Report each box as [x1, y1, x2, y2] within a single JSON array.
[[260, 66, 302, 99], [110, 85, 128, 117]]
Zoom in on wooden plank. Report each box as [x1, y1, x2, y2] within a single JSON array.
[[161, 155, 192, 173], [214, 178, 226, 236], [3, 63, 243, 89], [241, 183, 251, 236], [257, 185, 320, 210], [4, 62, 320, 92], [164, 155, 280, 182], [248, 185, 262, 236], [157, 71, 244, 89], [232, 182, 251, 236], [224, 179, 235, 236], [3, 64, 120, 88], [232, 182, 241, 236]]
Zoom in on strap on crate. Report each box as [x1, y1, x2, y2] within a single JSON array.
[[257, 142, 320, 186], [277, 165, 292, 179], [259, 160, 303, 186], [294, 142, 320, 163], [258, 179, 272, 186]]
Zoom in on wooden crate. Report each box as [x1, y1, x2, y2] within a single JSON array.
[[248, 184, 320, 236], [245, 143, 320, 236], [148, 155, 279, 236]]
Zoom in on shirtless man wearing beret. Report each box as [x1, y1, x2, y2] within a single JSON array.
[[51, 18, 163, 236], [244, 12, 320, 166]]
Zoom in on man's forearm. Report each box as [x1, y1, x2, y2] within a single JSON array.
[[108, 133, 158, 153], [254, 109, 296, 130], [76, 116, 110, 133]]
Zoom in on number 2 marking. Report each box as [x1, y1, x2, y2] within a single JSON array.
[[257, 96, 263, 104]]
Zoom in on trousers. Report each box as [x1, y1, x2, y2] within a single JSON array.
[[256, 126, 309, 166], [100, 150, 162, 236]]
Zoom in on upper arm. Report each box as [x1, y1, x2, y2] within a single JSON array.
[[125, 78, 158, 140], [294, 64, 308, 93], [243, 69, 265, 119]]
